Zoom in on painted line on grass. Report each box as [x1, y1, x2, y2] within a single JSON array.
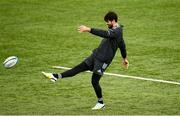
[[52, 66, 180, 85]]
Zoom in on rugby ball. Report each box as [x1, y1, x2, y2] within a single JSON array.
[[3, 56, 18, 68]]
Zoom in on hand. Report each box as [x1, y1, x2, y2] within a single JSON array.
[[78, 25, 91, 33], [122, 58, 129, 69]]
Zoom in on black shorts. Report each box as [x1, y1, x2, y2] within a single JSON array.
[[84, 55, 109, 75]]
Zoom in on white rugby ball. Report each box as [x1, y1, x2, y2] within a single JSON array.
[[3, 56, 18, 68]]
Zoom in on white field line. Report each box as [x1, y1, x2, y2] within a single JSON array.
[[52, 66, 180, 85]]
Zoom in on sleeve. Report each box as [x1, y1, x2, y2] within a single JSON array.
[[90, 28, 117, 39], [119, 39, 127, 58]]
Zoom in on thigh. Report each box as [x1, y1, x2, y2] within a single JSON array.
[[93, 59, 109, 75], [84, 55, 94, 71], [61, 61, 90, 77]]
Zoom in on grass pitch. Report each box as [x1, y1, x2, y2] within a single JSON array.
[[0, 0, 180, 115]]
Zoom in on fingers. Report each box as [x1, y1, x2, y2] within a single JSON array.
[[78, 25, 90, 33], [122, 59, 129, 69], [78, 25, 85, 33], [78, 28, 81, 33], [124, 62, 129, 69]]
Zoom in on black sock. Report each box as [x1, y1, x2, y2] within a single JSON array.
[[98, 100, 103, 104], [53, 74, 59, 78]]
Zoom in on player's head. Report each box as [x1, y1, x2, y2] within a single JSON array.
[[104, 11, 118, 28]]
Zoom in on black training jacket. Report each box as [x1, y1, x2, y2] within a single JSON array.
[[90, 25, 127, 63]]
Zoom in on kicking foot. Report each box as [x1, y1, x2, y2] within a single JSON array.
[[41, 71, 58, 82], [92, 102, 105, 110]]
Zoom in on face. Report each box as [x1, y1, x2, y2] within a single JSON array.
[[106, 20, 113, 29]]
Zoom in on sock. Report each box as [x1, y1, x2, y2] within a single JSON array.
[[53, 73, 62, 79], [98, 98, 103, 104], [58, 73, 62, 78], [53, 74, 58, 78]]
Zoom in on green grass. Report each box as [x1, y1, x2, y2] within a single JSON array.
[[0, 0, 180, 115]]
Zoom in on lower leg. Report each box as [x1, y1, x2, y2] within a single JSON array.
[[91, 73, 103, 104]]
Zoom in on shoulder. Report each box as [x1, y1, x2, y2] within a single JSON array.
[[111, 26, 122, 34]]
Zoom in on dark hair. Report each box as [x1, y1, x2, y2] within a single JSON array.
[[104, 11, 118, 22]]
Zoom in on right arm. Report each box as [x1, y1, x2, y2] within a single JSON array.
[[78, 25, 117, 39], [90, 28, 117, 39]]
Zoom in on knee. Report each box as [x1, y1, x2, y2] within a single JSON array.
[[91, 77, 98, 86], [91, 73, 101, 87]]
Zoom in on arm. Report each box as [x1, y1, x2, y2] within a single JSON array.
[[119, 39, 127, 59], [78, 25, 117, 39], [119, 39, 129, 69], [90, 28, 117, 39]]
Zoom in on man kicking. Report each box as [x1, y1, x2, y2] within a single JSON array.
[[42, 11, 129, 110]]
